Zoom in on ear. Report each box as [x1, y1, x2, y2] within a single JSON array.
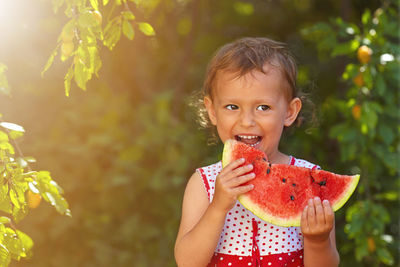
[[284, 97, 302, 127], [204, 96, 217, 126]]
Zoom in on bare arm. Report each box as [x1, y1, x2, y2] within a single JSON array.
[[302, 198, 340, 267], [174, 159, 255, 267], [174, 172, 227, 267]]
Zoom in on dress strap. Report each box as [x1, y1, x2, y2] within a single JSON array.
[[251, 219, 261, 267], [289, 155, 296, 166]]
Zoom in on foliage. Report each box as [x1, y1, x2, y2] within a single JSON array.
[[0, 0, 157, 265], [300, 1, 399, 265], [0, 66, 70, 266], [42, 0, 154, 96], [0, 0, 398, 266]]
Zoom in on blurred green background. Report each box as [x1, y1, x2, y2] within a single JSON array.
[[0, 0, 398, 266]]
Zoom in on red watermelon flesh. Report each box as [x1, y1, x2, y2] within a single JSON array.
[[222, 139, 360, 227]]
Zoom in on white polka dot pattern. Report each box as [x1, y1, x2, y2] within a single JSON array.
[[196, 156, 320, 257]]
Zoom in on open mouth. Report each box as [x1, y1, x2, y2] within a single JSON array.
[[235, 135, 262, 147]]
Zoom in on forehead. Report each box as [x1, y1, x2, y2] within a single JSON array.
[[213, 65, 290, 101]]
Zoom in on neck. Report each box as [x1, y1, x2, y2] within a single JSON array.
[[268, 151, 291, 165]]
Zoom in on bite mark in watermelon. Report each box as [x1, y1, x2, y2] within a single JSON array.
[[222, 139, 360, 227]]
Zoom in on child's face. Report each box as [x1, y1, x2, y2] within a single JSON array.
[[204, 64, 301, 160]]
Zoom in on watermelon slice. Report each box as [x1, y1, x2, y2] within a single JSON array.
[[222, 139, 360, 227]]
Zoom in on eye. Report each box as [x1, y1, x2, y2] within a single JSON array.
[[256, 105, 270, 111], [225, 104, 239, 110]]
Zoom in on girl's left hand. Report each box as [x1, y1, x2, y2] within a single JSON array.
[[300, 197, 334, 243]]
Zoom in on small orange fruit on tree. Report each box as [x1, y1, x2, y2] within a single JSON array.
[[352, 105, 362, 120], [367, 237, 376, 253], [353, 72, 364, 87], [27, 190, 42, 209], [357, 45, 372, 64]]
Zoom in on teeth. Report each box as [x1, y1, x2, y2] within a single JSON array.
[[248, 141, 260, 147], [238, 135, 258, 139]]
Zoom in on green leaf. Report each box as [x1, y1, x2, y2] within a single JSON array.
[[0, 216, 11, 224], [360, 102, 378, 133], [342, 63, 358, 80], [0, 197, 12, 214], [41, 45, 59, 77], [78, 11, 98, 28], [64, 65, 74, 97], [103, 0, 110, 5], [16, 230, 33, 253], [122, 11, 135, 20], [138, 22, 155, 36], [103, 17, 122, 50], [35, 171, 71, 216], [122, 20, 135, 40], [362, 9, 371, 25], [0, 142, 14, 155], [0, 131, 8, 142], [90, 0, 99, 10], [8, 130, 23, 140], [9, 189, 20, 209], [376, 247, 394, 265], [0, 243, 11, 267], [74, 59, 90, 91], [2, 227, 23, 259]]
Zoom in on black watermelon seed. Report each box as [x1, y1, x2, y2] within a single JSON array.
[[268, 163, 272, 167], [318, 181, 327, 186], [266, 169, 270, 174], [282, 178, 286, 183], [292, 183, 296, 187], [263, 157, 267, 161], [290, 195, 295, 201]]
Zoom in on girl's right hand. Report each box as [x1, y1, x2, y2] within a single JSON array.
[[211, 158, 255, 213]]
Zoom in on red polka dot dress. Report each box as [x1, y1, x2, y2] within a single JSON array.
[[196, 156, 320, 267]]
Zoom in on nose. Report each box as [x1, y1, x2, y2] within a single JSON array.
[[239, 110, 256, 127]]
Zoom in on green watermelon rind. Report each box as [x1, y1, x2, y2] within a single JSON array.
[[238, 194, 301, 227], [222, 140, 234, 167], [331, 174, 360, 212]]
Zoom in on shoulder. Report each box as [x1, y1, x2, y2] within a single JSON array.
[[195, 161, 221, 201], [290, 156, 321, 170], [181, 171, 210, 211]]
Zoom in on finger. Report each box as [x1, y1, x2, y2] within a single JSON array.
[[300, 205, 309, 232], [227, 172, 255, 187], [232, 184, 254, 195], [323, 199, 334, 227], [307, 198, 316, 227], [230, 164, 253, 178], [221, 158, 246, 174], [314, 197, 325, 226]]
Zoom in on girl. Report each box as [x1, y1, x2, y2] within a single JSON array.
[[174, 37, 339, 267]]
